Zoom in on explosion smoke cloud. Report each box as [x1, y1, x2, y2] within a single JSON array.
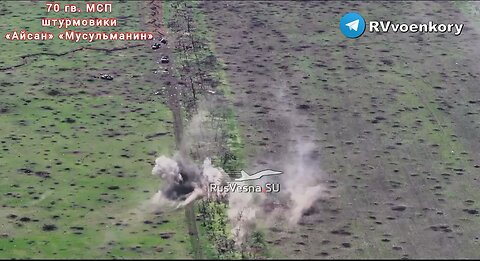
[[150, 87, 328, 248], [151, 152, 228, 208]]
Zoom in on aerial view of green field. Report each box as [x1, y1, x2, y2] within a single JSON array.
[[1, 0, 479, 260]]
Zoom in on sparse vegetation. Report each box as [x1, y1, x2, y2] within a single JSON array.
[[163, 1, 267, 259]]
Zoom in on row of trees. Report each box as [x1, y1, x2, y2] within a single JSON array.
[[165, 2, 268, 259], [167, 1, 218, 114]]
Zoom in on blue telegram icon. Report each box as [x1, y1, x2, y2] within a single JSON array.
[[340, 12, 366, 38]]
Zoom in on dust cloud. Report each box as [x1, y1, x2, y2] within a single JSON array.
[[150, 152, 227, 209], [149, 87, 328, 247]]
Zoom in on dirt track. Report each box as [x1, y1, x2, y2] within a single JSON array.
[[200, 1, 480, 259], [145, 1, 202, 258]]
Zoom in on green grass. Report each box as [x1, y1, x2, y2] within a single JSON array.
[[0, 1, 191, 259], [0, 80, 190, 260], [384, 71, 479, 201]]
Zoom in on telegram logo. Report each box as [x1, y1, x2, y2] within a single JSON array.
[[340, 12, 366, 38]]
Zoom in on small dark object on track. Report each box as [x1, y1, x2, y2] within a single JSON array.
[[160, 56, 169, 64], [100, 74, 114, 80], [151, 43, 161, 50]]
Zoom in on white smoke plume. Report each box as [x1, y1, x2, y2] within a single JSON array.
[[150, 153, 228, 209], [149, 131, 327, 247], [152, 155, 182, 183], [225, 139, 327, 246], [202, 158, 225, 186], [223, 80, 329, 245], [227, 189, 270, 247], [202, 158, 228, 201], [281, 140, 326, 225]]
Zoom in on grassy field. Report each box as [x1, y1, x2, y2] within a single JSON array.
[[3, 1, 480, 259], [280, 2, 480, 258], [199, 1, 480, 259], [0, 1, 191, 259]]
